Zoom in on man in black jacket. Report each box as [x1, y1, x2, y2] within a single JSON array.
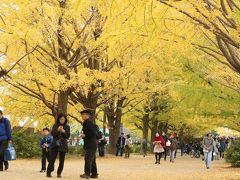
[[80, 109, 98, 179], [116, 133, 125, 156]]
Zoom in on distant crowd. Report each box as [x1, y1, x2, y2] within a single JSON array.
[[0, 108, 238, 179]]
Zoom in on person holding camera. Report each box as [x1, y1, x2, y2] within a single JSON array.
[[46, 114, 70, 178], [39, 127, 53, 173]]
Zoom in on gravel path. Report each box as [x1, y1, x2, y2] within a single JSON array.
[[0, 155, 239, 180]]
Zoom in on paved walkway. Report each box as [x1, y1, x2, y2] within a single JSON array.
[[0, 155, 239, 180]]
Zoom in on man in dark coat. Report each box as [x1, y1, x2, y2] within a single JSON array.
[[80, 109, 98, 179], [0, 110, 12, 171], [116, 133, 125, 156]]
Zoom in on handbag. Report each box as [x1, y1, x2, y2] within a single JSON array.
[[203, 148, 209, 153], [4, 144, 16, 161]]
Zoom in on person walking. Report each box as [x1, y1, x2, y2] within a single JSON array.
[[40, 127, 53, 173], [179, 140, 185, 156], [153, 133, 165, 164], [80, 109, 98, 179], [116, 133, 125, 157], [46, 114, 70, 178], [203, 133, 214, 169], [125, 134, 132, 158], [213, 137, 219, 160], [219, 138, 226, 159], [169, 134, 178, 163], [98, 133, 107, 157], [162, 132, 169, 160], [141, 138, 147, 157], [0, 110, 12, 171]]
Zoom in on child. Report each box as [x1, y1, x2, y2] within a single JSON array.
[[39, 127, 52, 173]]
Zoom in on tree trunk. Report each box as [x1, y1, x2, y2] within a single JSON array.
[[142, 113, 149, 141], [106, 97, 125, 154], [150, 119, 158, 151], [57, 91, 69, 115]]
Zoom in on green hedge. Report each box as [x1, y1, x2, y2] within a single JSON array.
[[12, 132, 41, 158], [225, 139, 240, 167], [68, 145, 84, 156]]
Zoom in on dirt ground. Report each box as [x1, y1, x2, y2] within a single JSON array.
[[0, 155, 239, 180]]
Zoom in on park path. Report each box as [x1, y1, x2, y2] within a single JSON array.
[[0, 155, 239, 180]]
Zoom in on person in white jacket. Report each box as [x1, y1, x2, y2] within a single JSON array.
[[125, 134, 132, 158]]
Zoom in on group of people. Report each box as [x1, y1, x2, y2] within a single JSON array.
[[39, 108, 99, 179], [0, 107, 237, 179], [152, 132, 178, 164], [115, 133, 133, 158]]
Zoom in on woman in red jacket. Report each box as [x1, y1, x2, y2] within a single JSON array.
[[153, 133, 165, 164]]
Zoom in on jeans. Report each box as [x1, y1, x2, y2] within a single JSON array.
[[84, 149, 98, 176], [116, 147, 124, 156], [98, 145, 105, 157], [204, 151, 212, 168], [170, 149, 176, 162]]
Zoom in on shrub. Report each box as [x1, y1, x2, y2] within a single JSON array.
[[225, 139, 240, 167], [12, 132, 41, 158], [131, 144, 141, 154], [68, 145, 84, 156]]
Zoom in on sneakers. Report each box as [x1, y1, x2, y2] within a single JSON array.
[[80, 174, 91, 179], [40, 170, 46, 173]]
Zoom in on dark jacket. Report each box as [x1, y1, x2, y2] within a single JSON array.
[[40, 135, 53, 149], [82, 119, 97, 150], [51, 123, 70, 152], [117, 136, 126, 148], [0, 117, 12, 142]]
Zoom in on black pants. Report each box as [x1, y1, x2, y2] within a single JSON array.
[[84, 149, 98, 176], [0, 141, 8, 170], [164, 148, 168, 160], [155, 153, 162, 162], [41, 149, 50, 170], [98, 145, 105, 157], [116, 147, 124, 156], [47, 149, 66, 176]]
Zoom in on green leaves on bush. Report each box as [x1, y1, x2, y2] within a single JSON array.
[[68, 145, 84, 156], [12, 132, 41, 158], [225, 139, 240, 167]]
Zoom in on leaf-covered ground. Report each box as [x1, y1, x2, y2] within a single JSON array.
[[1, 155, 239, 180]]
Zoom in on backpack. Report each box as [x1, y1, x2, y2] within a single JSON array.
[[95, 125, 102, 140]]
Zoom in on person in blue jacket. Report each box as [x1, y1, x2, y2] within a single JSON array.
[[0, 110, 12, 171], [40, 127, 53, 173]]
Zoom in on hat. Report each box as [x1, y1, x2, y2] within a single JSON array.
[[80, 108, 94, 115]]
